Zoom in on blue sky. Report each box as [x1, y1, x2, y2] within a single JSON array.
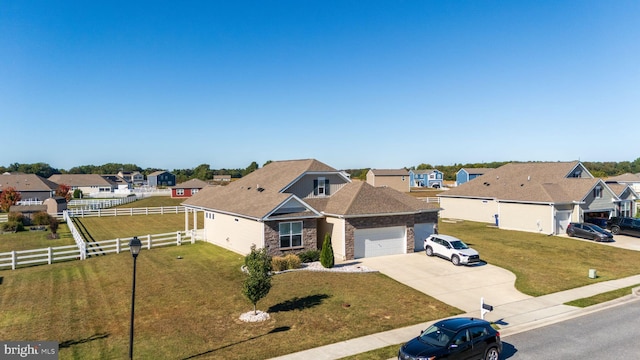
[[2, 1, 639, 171]]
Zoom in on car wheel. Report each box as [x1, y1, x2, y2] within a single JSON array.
[[484, 346, 499, 360], [593, 235, 600, 241], [426, 246, 434, 256], [567, 230, 575, 237], [451, 255, 460, 266], [611, 225, 621, 235]]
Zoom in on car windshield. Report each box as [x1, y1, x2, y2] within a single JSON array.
[[450, 240, 469, 250], [586, 224, 608, 234], [419, 324, 455, 347]]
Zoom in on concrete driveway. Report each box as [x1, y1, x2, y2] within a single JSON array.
[[358, 252, 531, 313]]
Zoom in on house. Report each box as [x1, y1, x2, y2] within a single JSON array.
[[606, 183, 639, 218], [0, 173, 58, 202], [605, 173, 640, 195], [182, 159, 440, 260], [409, 169, 444, 188], [366, 169, 410, 193], [456, 168, 494, 186], [171, 179, 210, 198], [102, 175, 132, 191], [147, 171, 176, 187], [438, 161, 637, 235], [212, 175, 232, 182], [48, 174, 117, 197], [117, 171, 145, 186]]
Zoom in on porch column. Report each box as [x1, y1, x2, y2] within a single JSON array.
[[185, 208, 189, 234]]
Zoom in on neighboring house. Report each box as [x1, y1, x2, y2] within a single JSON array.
[[456, 168, 494, 186], [605, 173, 640, 195], [147, 171, 176, 187], [0, 173, 58, 202], [409, 169, 444, 188], [438, 161, 637, 235], [102, 175, 132, 191], [171, 179, 210, 198], [606, 183, 639, 218], [212, 175, 232, 182], [48, 174, 117, 197], [182, 159, 440, 260], [366, 169, 410, 193], [118, 171, 145, 186]]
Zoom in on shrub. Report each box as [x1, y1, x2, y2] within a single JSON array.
[[32, 212, 51, 226], [271, 256, 288, 272], [320, 233, 334, 268], [1, 221, 24, 233], [298, 249, 320, 263], [73, 189, 83, 199], [8, 212, 24, 224], [285, 254, 301, 269]]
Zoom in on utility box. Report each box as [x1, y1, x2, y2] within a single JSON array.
[[589, 269, 597, 279]]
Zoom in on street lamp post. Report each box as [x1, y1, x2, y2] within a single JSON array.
[[128, 236, 142, 359]]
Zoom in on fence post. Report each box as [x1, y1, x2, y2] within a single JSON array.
[[147, 234, 152, 250], [177, 232, 182, 246], [191, 229, 196, 244], [11, 250, 16, 270], [48, 247, 53, 265], [116, 238, 121, 254]]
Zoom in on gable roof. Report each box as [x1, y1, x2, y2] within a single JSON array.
[[148, 170, 172, 177], [0, 174, 59, 192], [458, 168, 495, 175], [369, 169, 409, 176], [48, 174, 116, 187], [172, 179, 210, 189], [442, 161, 598, 203], [410, 169, 440, 175], [183, 159, 437, 219], [605, 173, 640, 183]]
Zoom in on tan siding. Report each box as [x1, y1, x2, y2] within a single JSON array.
[[205, 213, 264, 255], [320, 217, 346, 261], [499, 203, 553, 234], [286, 173, 349, 199], [440, 197, 499, 224]]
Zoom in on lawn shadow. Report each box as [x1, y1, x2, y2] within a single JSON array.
[[59, 333, 109, 348], [267, 294, 330, 313], [181, 326, 290, 359]]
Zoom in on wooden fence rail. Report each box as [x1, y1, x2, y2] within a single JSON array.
[[0, 231, 197, 271]]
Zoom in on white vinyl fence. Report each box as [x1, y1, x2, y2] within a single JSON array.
[[0, 230, 199, 270], [66, 206, 185, 218]]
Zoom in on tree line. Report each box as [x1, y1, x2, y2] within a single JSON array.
[[2, 158, 639, 183]]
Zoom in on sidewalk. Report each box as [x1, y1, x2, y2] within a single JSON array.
[[269, 275, 640, 360]]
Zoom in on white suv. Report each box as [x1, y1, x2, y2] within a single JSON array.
[[424, 234, 480, 266]]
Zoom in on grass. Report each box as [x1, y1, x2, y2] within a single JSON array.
[[438, 220, 640, 296], [565, 283, 640, 307], [116, 196, 185, 208], [339, 345, 399, 360], [0, 243, 461, 360], [0, 224, 74, 252], [71, 214, 202, 242]]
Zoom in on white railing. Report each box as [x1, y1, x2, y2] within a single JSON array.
[[66, 206, 185, 218], [69, 196, 137, 209], [0, 214, 7, 222], [131, 188, 172, 197], [64, 210, 87, 259], [0, 230, 200, 270], [16, 199, 44, 206], [420, 197, 440, 203]]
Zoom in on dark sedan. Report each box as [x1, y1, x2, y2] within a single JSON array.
[[398, 317, 501, 360], [567, 222, 614, 242]]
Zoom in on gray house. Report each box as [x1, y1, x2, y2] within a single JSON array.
[[147, 171, 176, 187]]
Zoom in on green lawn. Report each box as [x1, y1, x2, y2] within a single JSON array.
[[0, 243, 461, 360], [0, 224, 74, 253], [71, 213, 201, 242]]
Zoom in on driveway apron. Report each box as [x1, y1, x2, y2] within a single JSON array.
[[358, 252, 531, 313]]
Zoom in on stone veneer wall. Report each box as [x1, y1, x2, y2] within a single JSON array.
[[344, 211, 439, 260], [263, 219, 318, 258]]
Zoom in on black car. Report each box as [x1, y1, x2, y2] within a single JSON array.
[[398, 317, 501, 360], [607, 217, 640, 237], [566, 222, 614, 242]]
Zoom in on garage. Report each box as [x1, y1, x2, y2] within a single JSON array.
[[414, 223, 436, 251], [354, 226, 406, 258], [555, 211, 571, 235]]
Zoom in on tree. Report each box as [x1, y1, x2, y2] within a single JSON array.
[[48, 217, 59, 239], [242, 245, 273, 315], [320, 233, 335, 268], [242, 161, 259, 177], [0, 187, 21, 212], [55, 184, 72, 202]]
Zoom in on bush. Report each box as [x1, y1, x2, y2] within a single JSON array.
[[320, 233, 335, 269], [298, 249, 320, 263], [1, 221, 24, 233], [8, 212, 24, 224], [32, 212, 51, 226], [73, 189, 83, 199], [271, 256, 288, 272], [285, 254, 301, 269]]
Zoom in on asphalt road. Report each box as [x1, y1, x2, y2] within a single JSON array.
[[502, 300, 640, 359]]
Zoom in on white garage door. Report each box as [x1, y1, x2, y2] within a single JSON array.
[[414, 223, 435, 251], [555, 211, 571, 235], [354, 226, 406, 259]]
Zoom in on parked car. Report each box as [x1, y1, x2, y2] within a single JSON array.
[[398, 317, 502, 360], [606, 217, 640, 237], [566, 222, 614, 242], [424, 234, 480, 266]]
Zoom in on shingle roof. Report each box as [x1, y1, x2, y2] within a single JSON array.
[[442, 161, 594, 203], [369, 169, 409, 176], [0, 174, 59, 192], [411, 169, 439, 175], [183, 159, 437, 219], [459, 168, 495, 175], [172, 179, 210, 189], [605, 173, 640, 183], [48, 174, 116, 187]]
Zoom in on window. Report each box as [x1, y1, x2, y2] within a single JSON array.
[[594, 186, 602, 199], [621, 201, 631, 217], [176, 189, 184, 196], [313, 178, 330, 196], [279, 221, 303, 248], [191, 188, 199, 195]]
